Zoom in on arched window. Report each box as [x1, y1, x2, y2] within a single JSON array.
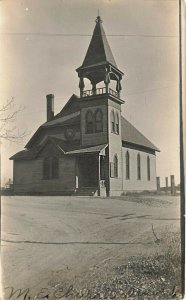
[[95, 109, 103, 132], [114, 155, 118, 178], [52, 157, 59, 179], [43, 157, 50, 179], [147, 156, 150, 181], [110, 110, 115, 132], [137, 153, 141, 180], [115, 112, 119, 134], [126, 151, 130, 180], [86, 110, 94, 134]]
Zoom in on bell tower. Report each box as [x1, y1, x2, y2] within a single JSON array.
[[76, 16, 125, 196], [76, 16, 123, 98]]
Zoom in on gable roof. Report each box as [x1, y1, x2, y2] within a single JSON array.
[[46, 137, 80, 153], [54, 94, 80, 119], [80, 16, 117, 69], [11, 115, 159, 160], [121, 117, 160, 152], [23, 91, 159, 153], [66, 144, 107, 155], [42, 112, 80, 127], [25, 95, 80, 149], [10, 149, 35, 160], [10, 136, 81, 160]]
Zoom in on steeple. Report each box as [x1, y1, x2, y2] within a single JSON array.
[[76, 17, 124, 99], [82, 16, 117, 68]]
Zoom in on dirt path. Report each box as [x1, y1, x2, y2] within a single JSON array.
[[1, 195, 180, 299]]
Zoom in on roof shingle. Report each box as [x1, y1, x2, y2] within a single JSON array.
[[121, 117, 160, 152], [79, 17, 117, 69]]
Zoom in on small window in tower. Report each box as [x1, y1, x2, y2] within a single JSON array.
[[115, 112, 119, 134], [147, 156, 150, 181], [95, 109, 103, 132], [114, 154, 118, 178], [86, 110, 94, 134], [137, 153, 141, 180], [111, 110, 115, 133], [126, 151, 130, 180]]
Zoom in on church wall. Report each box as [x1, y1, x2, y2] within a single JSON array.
[[13, 156, 76, 194], [108, 103, 123, 196], [122, 147, 156, 191], [81, 104, 108, 147]]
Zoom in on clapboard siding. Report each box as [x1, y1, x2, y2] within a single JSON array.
[[108, 102, 123, 194], [81, 105, 108, 146], [122, 147, 156, 191], [13, 156, 76, 194]]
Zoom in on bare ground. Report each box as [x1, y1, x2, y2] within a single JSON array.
[[1, 195, 181, 299]]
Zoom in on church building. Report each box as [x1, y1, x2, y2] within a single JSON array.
[[10, 16, 159, 196]]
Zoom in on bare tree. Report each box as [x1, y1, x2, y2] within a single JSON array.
[[0, 98, 27, 191], [0, 97, 26, 142]]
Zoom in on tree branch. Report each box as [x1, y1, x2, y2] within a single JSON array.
[[0, 97, 27, 143]]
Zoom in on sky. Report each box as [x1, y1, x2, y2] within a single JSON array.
[[0, 0, 181, 186]]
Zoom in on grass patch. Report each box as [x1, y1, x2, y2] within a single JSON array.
[[69, 232, 182, 299]]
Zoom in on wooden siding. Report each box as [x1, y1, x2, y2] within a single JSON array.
[[30, 124, 80, 148], [108, 102, 123, 194], [13, 154, 76, 194], [81, 105, 108, 147], [122, 147, 156, 191]]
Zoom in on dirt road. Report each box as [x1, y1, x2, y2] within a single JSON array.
[[1, 195, 180, 299]]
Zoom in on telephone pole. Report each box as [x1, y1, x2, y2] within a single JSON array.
[[179, 0, 185, 297]]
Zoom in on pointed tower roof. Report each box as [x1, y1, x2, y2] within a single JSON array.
[[76, 17, 123, 96], [81, 16, 117, 69]]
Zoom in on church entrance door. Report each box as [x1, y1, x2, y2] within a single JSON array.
[[78, 155, 98, 188]]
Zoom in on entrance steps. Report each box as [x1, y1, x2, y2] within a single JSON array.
[[73, 187, 98, 196]]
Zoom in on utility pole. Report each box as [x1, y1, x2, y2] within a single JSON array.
[[179, 0, 185, 297], [0, 140, 1, 229]]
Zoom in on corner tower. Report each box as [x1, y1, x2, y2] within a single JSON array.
[[76, 16, 125, 196]]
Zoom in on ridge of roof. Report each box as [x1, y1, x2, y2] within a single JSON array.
[[24, 95, 159, 152], [25, 94, 80, 149], [42, 111, 80, 127], [54, 94, 79, 119]]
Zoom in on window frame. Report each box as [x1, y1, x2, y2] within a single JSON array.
[[147, 156, 150, 181], [115, 112, 119, 134], [110, 110, 115, 133], [114, 154, 118, 178], [137, 153, 141, 180], [52, 157, 59, 179], [95, 109, 103, 133], [43, 157, 50, 180], [85, 110, 94, 134], [126, 151, 130, 180], [43, 156, 59, 180]]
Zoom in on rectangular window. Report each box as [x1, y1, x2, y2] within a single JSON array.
[[87, 122, 94, 134], [137, 154, 141, 180], [43, 157, 59, 180], [43, 157, 50, 179], [147, 157, 150, 181], [95, 121, 103, 132], [110, 162, 115, 178], [126, 152, 130, 180], [115, 123, 119, 134], [111, 122, 115, 132]]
